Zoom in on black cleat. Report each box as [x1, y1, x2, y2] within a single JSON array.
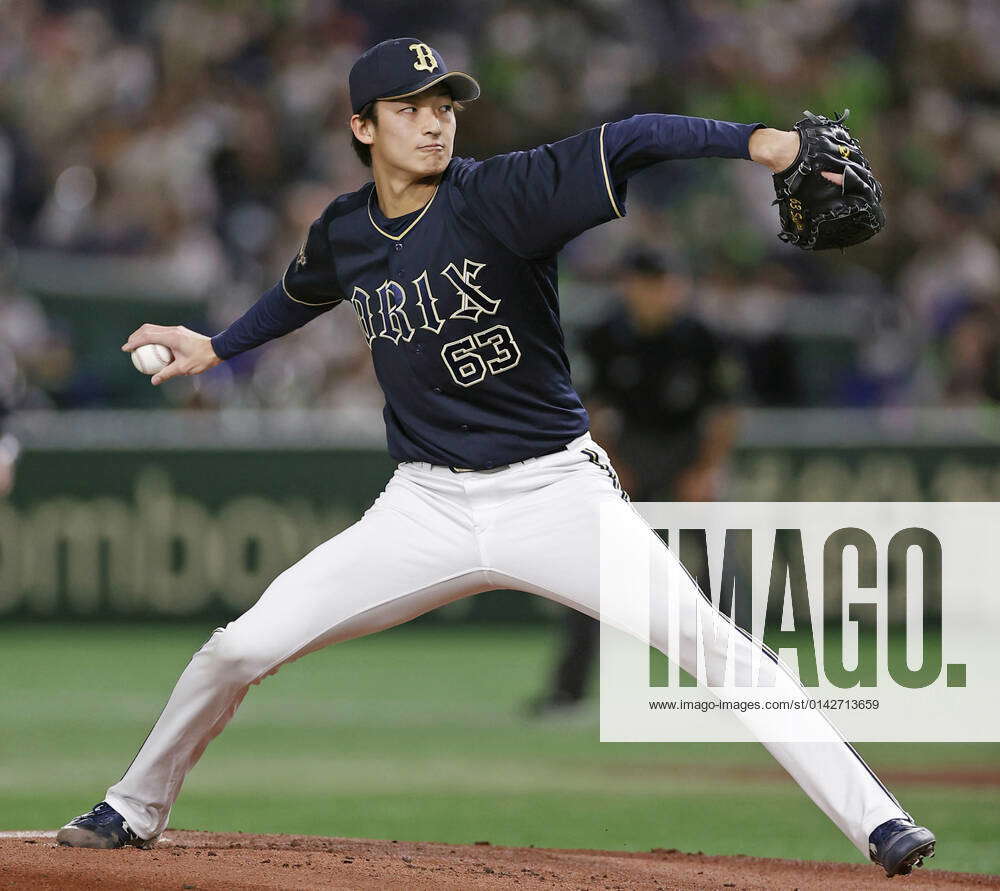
[[56, 801, 156, 849], [868, 818, 936, 877]]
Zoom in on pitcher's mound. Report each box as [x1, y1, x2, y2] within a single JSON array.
[[1, 830, 993, 889]]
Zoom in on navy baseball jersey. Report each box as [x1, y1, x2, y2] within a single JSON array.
[[212, 114, 763, 468]]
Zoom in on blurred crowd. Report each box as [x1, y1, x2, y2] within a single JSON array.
[[1, 0, 999, 416]]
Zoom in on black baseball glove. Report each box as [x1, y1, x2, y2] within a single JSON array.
[[771, 109, 885, 251]]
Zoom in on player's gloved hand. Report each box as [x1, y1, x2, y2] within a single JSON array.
[[122, 324, 221, 386], [769, 109, 885, 251], [750, 129, 844, 185]]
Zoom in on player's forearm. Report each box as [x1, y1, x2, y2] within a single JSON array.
[[210, 282, 330, 360], [602, 114, 766, 183]]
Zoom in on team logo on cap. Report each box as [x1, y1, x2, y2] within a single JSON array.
[[409, 42, 438, 73]]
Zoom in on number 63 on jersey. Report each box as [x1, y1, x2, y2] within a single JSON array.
[[441, 324, 521, 387]]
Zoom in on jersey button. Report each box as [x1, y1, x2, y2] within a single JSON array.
[[484, 461, 494, 469], [433, 387, 442, 393], [460, 424, 470, 432], [394, 242, 403, 252]]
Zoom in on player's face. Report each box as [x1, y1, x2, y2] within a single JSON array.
[[370, 87, 456, 180]]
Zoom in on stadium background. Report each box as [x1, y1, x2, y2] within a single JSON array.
[[1, 0, 998, 876]]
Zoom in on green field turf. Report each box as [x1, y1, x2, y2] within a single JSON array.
[[1, 623, 997, 874]]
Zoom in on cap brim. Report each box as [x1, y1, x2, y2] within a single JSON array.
[[379, 71, 481, 104]]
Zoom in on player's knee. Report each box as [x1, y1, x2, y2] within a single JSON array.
[[199, 627, 267, 684]]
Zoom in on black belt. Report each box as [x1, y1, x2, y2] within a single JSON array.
[[447, 441, 572, 473]]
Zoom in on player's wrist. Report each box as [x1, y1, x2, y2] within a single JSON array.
[[201, 336, 222, 367], [749, 128, 800, 173]]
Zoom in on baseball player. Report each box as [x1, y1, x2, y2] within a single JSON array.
[[58, 39, 934, 877]]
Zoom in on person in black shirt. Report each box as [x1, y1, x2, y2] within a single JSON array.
[[528, 247, 739, 715]]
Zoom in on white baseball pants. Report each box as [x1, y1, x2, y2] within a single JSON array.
[[105, 432, 907, 854]]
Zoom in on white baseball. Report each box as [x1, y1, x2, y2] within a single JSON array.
[[131, 343, 174, 375]]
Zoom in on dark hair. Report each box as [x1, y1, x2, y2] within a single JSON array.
[[351, 101, 379, 168], [350, 90, 464, 169]]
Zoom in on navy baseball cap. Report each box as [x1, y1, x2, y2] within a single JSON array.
[[349, 38, 480, 114]]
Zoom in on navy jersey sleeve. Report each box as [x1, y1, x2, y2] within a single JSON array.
[[210, 282, 333, 360], [455, 115, 764, 259], [453, 126, 627, 260], [280, 205, 345, 308], [602, 114, 765, 185], [210, 206, 343, 360]]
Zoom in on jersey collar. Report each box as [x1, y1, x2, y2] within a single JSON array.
[[367, 181, 440, 241]]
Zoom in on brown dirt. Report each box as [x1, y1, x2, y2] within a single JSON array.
[[1, 831, 996, 890]]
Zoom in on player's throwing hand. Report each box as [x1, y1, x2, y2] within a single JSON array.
[[122, 324, 221, 386]]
